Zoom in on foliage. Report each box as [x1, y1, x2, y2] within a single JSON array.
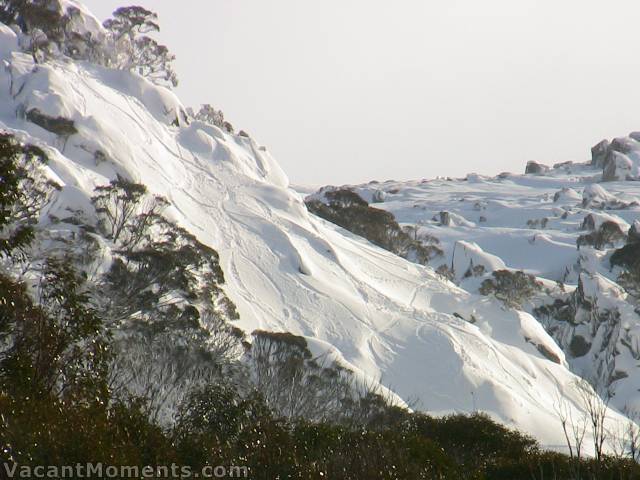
[[407, 412, 538, 476], [0, 259, 110, 402], [0, 132, 59, 259], [463, 260, 486, 279], [172, 390, 640, 480], [436, 263, 455, 282], [611, 239, 640, 299], [92, 176, 155, 245], [0, 0, 66, 62], [103, 6, 178, 87], [527, 217, 549, 229], [0, 258, 115, 466], [618, 264, 640, 299], [0, 2, 178, 87], [0, 1, 110, 64], [306, 189, 443, 265], [193, 104, 235, 133], [249, 330, 395, 426], [577, 221, 627, 250], [91, 177, 235, 322], [2, 262, 640, 477], [534, 297, 577, 325], [25, 109, 77, 137], [480, 269, 543, 308], [91, 178, 241, 420]]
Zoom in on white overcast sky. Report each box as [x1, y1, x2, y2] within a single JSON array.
[[83, 0, 640, 186]]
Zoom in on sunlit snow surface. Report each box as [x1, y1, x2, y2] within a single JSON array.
[[0, 16, 635, 451], [349, 172, 639, 282]]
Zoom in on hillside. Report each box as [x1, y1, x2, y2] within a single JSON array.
[[308, 147, 640, 421], [0, 0, 637, 463]]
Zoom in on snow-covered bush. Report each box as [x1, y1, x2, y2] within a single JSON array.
[[89, 178, 244, 420], [91, 176, 162, 246], [0, 0, 64, 61], [527, 217, 549, 229], [192, 104, 235, 133], [0, 0, 108, 63], [0, 1, 178, 87], [436, 263, 455, 281], [618, 266, 640, 300]]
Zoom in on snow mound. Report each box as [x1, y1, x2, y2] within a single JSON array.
[[582, 184, 625, 209], [451, 240, 506, 282], [553, 187, 581, 204]]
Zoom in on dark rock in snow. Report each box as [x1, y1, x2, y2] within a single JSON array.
[[591, 139, 610, 168], [602, 151, 633, 181], [629, 220, 640, 244], [610, 136, 637, 154], [553, 161, 574, 169], [525, 161, 549, 175], [581, 214, 596, 231], [569, 335, 591, 358]]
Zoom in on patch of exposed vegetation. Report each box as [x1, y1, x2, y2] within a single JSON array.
[[306, 189, 442, 265]]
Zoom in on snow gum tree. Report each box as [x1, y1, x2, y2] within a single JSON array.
[[104, 6, 178, 87]]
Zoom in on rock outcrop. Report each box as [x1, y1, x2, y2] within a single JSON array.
[[591, 139, 610, 168], [525, 161, 549, 175], [591, 136, 640, 181], [603, 151, 633, 181]]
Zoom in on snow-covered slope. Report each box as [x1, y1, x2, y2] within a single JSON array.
[[317, 156, 640, 420], [0, 10, 632, 451]]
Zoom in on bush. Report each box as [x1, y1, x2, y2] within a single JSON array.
[[25, 108, 77, 137], [0, 133, 57, 258], [0, 259, 110, 402], [92, 178, 234, 323], [192, 104, 235, 133], [408, 412, 538, 474], [0, 259, 121, 467], [91, 179, 241, 421], [436, 263, 455, 281], [611, 236, 640, 299], [1, 2, 178, 87], [0, 0, 67, 62], [249, 330, 394, 425], [480, 269, 543, 308], [577, 220, 627, 250], [306, 189, 442, 265]]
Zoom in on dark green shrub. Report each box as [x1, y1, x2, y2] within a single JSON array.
[[480, 270, 543, 308], [577, 221, 627, 250], [306, 189, 442, 264], [611, 239, 640, 299], [408, 412, 538, 475], [0, 133, 57, 258], [26, 109, 78, 137]]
